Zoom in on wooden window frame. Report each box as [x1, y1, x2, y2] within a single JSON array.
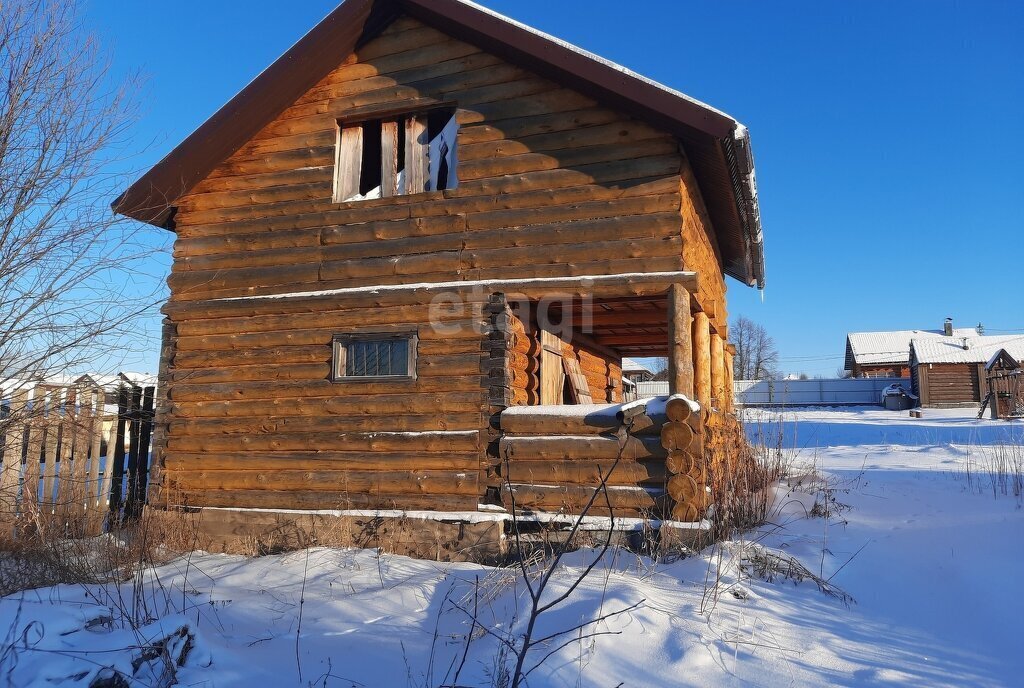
[[331, 331, 418, 383], [332, 102, 458, 204]]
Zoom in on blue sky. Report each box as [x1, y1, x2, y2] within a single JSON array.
[[84, 1, 1024, 375]]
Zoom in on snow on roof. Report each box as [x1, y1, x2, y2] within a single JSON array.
[[457, 0, 738, 124], [846, 328, 978, 366], [911, 334, 1024, 365], [621, 358, 653, 374]]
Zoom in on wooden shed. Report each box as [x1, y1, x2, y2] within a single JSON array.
[[114, 0, 765, 557], [910, 335, 1024, 408], [982, 349, 1023, 419]]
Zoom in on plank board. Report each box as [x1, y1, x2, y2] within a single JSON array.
[[561, 356, 593, 403], [334, 125, 363, 202], [380, 119, 399, 197], [539, 327, 565, 405]]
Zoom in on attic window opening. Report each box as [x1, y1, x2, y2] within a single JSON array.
[[333, 109, 458, 203]]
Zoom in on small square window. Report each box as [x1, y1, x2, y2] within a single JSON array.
[[333, 109, 458, 203], [332, 333, 417, 381]]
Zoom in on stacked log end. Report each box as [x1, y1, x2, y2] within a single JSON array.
[[661, 395, 711, 522]]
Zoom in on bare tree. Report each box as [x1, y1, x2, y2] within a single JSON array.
[[731, 316, 778, 381], [443, 424, 646, 687], [0, 0, 161, 398]]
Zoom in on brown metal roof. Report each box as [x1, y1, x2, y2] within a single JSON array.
[[113, 0, 765, 288]]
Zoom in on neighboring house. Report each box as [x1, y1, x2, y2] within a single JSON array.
[[845, 319, 978, 378], [910, 334, 1024, 407], [620, 358, 655, 400], [2, 372, 156, 408], [621, 358, 655, 385], [113, 0, 764, 547]]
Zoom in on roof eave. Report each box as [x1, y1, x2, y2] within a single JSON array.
[[722, 127, 764, 289], [112, 0, 383, 224]]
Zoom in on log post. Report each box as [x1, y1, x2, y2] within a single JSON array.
[[667, 284, 694, 397], [711, 333, 725, 411], [692, 311, 711, 410], [724, 345, 736, 413]]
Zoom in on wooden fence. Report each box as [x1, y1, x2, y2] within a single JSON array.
[[0, 382, 156, 534]]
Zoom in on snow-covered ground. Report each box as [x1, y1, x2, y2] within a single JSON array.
[[1, 407, 1022, 687]]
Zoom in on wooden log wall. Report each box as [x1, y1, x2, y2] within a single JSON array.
[[917, 363, 984, 406], [507, 307, 540, 406], [496, 395, 742, 521], [167, 16, 726, 318], [679, 158, 727, 333], [152, 13, 741, 516], [504, 312, 623, 408], [168, 16, 698, 305], [496, 406, 666, 518], [560, 337, 622, 404], [157, 288, 493, 512]]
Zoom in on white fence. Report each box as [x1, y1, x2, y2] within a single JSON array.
[[735, 377, 908, 406], [630, 378, 909, 407], [632, 381, 670, 399]]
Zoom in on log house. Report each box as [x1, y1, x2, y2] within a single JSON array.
[[115, 0, 765, 558], [910, 335, 1024, 408]]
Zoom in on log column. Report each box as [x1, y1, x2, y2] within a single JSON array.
[[667, 284, 694, 397], [692, 311, 711, 410], [711, 333, 725, 411], [724, 345, 736, 413]]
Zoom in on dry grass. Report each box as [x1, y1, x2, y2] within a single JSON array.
[[0, 507, 200, 597], [0, 507, 206, 686], [725, 540, 855, 607], [706, 411, 792, 542], [960, 440, 1024, 504]]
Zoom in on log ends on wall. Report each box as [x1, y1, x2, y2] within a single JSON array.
[[660, 397, 750, 522]]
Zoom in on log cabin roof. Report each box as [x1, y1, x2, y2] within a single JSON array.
[[910, 335, 1024, 366], [113, 0, 765, 288], [845, 328, 978, 369]]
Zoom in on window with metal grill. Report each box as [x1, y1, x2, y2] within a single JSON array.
[[332, 333, 417, 381]]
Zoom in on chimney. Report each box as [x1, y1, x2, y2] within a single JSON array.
[[943, 317, 953, 337]]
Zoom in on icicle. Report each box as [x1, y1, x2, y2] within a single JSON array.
[[760, 288, 765, 304]]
